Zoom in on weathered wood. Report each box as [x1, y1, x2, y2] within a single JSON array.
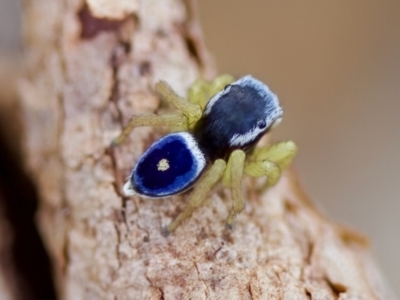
[[19, 0, 396, 299]]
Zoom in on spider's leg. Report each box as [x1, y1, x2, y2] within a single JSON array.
[[188, 74, 235, 109], [112, 80, 203, 146], [209, 74, 235, 98], [223, 150, 246, 228], [111, 114, 186, 146], [155, 81, 203, 126], [250, 141, 297, 169], [245, 160, 281, 188], [187, 78, 210, 109], [245, 141, 297, 190], [162, 159, 226, 236]]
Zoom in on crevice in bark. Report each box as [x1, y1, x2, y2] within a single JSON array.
[[247, 282, 254, 300], [112, 221, 122, 270], [184, 35, 202, 68], [305, 239, 315, 266], [0, 128, 57, 300], [78, 5, 131, 39], [54, 11, 70, 282], [182, 0, 209, 72], [325, 276, 347, 297], [159, 288, 165, 300], [107, 38, 133, 228]]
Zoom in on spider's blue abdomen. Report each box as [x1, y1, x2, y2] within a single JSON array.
[[129, 132, 206, 197]]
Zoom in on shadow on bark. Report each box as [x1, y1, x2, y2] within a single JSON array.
[[0, 125, 56, 300]]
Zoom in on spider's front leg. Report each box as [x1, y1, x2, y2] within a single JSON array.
[[162, 159, 227, 236], [245, 141, 297, 190], [188, 74, 235, 109], [111, 81, 203, 146], [111, 114, 187, 146], [222, 150, 246, 228]]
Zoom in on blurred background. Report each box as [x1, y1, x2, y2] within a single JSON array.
[[199, 0, 400, 296], [0, 0, 399, 297]]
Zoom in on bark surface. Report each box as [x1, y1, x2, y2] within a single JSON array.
[[19, 0, 396, 299]]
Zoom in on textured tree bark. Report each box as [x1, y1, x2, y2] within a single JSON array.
[[19, 0, 397, 299]]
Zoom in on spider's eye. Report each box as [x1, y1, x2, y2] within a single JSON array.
[[257, 119, 267, 130]]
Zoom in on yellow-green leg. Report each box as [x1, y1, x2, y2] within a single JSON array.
[[188, 74, 235, 109], [155, 81, 203, 125], [111, 80, 204, 146], [111, 114, 186, 146], [222, 150, 246, 228], [245, 141, 297, 190], [209, 74, 236, 97], [245, 160, 281, 188], [162, 159, 227, 236]]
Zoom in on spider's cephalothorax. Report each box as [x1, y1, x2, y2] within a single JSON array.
[[112, 75, 297, 235], [193, 76, 282, 160]]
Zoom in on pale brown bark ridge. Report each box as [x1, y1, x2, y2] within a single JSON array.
[[19, 0, 396, 299]]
